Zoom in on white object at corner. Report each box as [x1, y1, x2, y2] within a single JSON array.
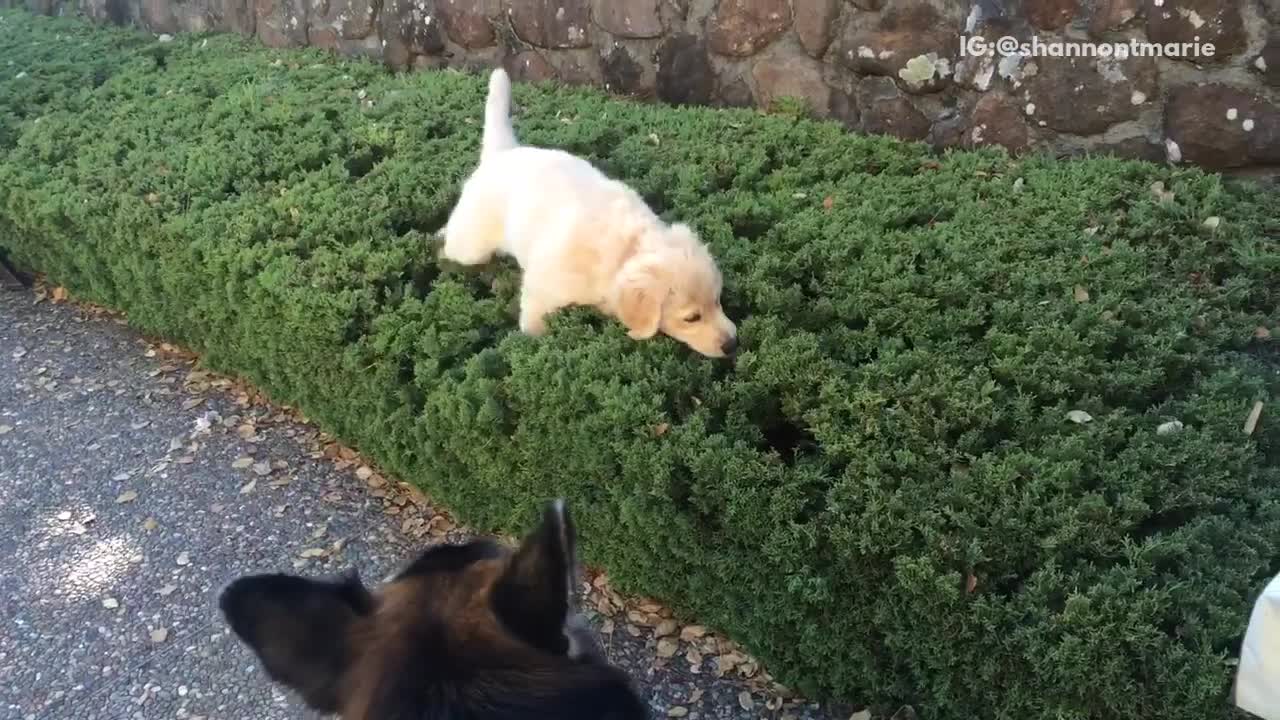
[[1236, 572, 1280, 719]]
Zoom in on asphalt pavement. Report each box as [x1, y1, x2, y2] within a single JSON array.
[[0, 286, 856, 720]]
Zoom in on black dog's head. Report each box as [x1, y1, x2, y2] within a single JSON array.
[[219, 500, 648, 720]]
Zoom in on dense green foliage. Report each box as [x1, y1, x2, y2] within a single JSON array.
[[2, 12, 1278, 719]]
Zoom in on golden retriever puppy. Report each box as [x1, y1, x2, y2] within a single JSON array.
[[440, 69, 739, 358]]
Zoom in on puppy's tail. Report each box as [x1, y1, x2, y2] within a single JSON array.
[[481, 68, 517, 159]]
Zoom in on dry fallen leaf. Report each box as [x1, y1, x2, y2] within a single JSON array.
[[231, 457, 254, 469], [737, 691, 754, 711], [1066, 410, 1093, 424], [680, 625, 708, 642], [252, 462, 272, 477], [890, 705, 919, 720], [688, 689, 703, 704], [717, 653, 743, 677], [299, 548, 328, 558], [850, 711, 873, 720], [116, 490, 138, 504], [0, 424, 12, 435], [966, 574, 978, 593], [666, 707, 688, 718], [239, 479, 257, 495], [655, 619, 679, 637], [1256, 326, 1272, 340], [403, 516, 425, 536], [1157, 420, 1184, 435], [400, 483, 431, 509], [822, 195, 835, 210], [1073, 285, 1090, 303], [654, 423, 670, 437], [112, 472, 131, 482], [356, 466, 374, 481], [149, 628, 169, 643], [656, 637, 679, 658], [142, 517, 158, 532], [1244, 400, 1264, 436], [182, 398, 204, 411], [685, 648, 703, 670]]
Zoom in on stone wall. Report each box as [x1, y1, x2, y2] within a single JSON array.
[[9, 0, 1280, 176]]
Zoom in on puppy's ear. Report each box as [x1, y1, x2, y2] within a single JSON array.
[[612, 256, 668, 340], [219, 572, 373, 712], [492, 500, 577, 655]]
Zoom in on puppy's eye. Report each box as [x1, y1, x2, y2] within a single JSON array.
[[683, 312, 702, 323]]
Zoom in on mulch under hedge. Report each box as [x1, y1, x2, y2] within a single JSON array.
[[2, 11, 1278, 719]]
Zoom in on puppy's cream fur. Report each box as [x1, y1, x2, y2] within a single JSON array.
[[441, 69, 738, 358]]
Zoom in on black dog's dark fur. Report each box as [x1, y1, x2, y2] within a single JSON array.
[[219, 501, 648, 720]]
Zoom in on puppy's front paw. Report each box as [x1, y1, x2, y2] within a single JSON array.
[[519, 314, 548, 337]]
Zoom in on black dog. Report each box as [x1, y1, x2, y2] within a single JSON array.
[[219, 500, 648, 719]]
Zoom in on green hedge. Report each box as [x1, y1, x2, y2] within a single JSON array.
[[3, 12, 1278, 719]]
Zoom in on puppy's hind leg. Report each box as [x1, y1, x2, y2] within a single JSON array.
[[441, 181, 503, 266]]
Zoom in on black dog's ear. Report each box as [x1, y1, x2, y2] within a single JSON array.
[[492, 499, 578, 655], [218, 571, 373, 712]]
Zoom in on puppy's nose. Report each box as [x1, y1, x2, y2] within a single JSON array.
[[720, 337, 738, 356]]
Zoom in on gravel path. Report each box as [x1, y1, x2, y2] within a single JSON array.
[[0, 286, 858, 720]]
